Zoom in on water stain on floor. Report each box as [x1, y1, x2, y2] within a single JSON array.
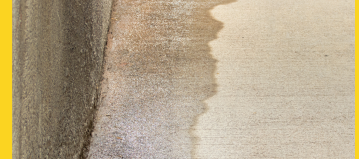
[[88, 0, 235, 158]]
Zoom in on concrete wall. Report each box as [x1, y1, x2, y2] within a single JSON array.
[[13, 0, 112, 158]]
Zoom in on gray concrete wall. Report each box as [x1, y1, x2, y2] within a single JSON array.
[[13, 0, 112, 158]]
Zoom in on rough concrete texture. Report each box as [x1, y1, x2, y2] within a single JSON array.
[[195, 0, 355, 158], [88, 0, 234, 158], [12, 0, 112, 158]]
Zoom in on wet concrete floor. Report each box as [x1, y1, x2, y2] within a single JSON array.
[[88, 0, 233, 158], [89, 0, 354, 158]]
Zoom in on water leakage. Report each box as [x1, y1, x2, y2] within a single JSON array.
[[88, 0, 235, 158]]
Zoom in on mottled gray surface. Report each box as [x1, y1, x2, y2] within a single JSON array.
[[12, 0, 112, 158]]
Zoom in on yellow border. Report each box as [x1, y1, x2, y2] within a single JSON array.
[[356, 0, 358, 158], [1, 0, 12, 158]]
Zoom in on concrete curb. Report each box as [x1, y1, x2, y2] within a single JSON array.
[[13, 0, 112, 158]]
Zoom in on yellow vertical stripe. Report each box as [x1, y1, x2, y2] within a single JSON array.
[[356, 0, 358, 158], [0, 0, 12, 158]]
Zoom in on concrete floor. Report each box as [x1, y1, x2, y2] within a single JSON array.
[[13, 0, 354, 158], [88, 0, 231, 158], [195, 0, 355, 158], [89, 0, 354, 158]]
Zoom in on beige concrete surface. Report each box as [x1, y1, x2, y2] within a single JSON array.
[[194, 0, 355, 158], [88, 0, 354, 158]]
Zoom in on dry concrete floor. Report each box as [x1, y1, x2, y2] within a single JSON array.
[[88, 0, 355, 158]]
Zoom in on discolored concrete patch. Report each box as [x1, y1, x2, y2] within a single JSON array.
[[88, 0, 234, 158]]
